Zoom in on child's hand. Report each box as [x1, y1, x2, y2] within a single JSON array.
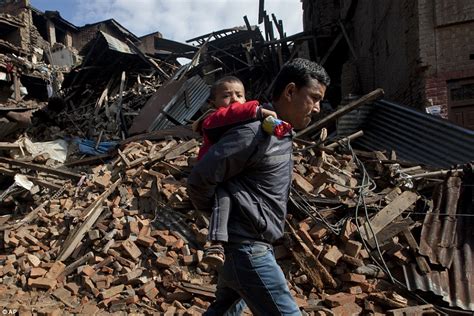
[[262, 116, 292, 139], [260, 108, 277, 119]]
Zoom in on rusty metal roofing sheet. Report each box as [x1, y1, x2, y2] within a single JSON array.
[[403, 250, 473, 311], [419, 176, 461, 268], [338, 100, 474, 168], [100, 31, 134, 54], [402, 173, 474, 312]]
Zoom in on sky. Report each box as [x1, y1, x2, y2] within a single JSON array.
[[29, 0, 304, 43]]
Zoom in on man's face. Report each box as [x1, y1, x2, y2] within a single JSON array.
[[283, 78, 326, 130], [211, 81, 246, 108]]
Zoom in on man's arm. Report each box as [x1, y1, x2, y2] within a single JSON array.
[[187, 124, 258, 211]]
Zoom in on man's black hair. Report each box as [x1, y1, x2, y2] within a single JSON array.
[[272, 58, 330, 101], [209, 76, 244, 101]]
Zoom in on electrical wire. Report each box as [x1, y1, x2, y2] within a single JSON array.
[[344, 139, 450, 315], [290, 186, 347, 235]]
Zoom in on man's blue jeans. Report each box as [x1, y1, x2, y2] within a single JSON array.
[[203, 242, 301, 315]]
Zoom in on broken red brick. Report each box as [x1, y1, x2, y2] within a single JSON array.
[[121, 239, 142, 260]]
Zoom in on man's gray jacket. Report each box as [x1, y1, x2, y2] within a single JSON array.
[[187, 120, 293, 244]]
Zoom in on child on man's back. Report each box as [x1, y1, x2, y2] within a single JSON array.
[[192, 76, 291, 268]]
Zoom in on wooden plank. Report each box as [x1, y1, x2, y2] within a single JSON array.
[[367, 218, 413, 248], [164, 139, 198, 160], [387, 304, 435, 316], [0, 157, 82, 181], [57, 179, 121, 261], [360, 191, 419, 242], [296, 88, 384, 138], [118, 149, 131, 167], [287, 221, 336, 289]]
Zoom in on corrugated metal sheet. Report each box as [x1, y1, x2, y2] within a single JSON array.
[[403, 262, 473, 311], [337, 99, 474, 168], [403, 173, 474, 311], [419, 176, 461, 268], [149, 75, 209, 131], [128, 77, 186, 135], [129, 75, 209, 135], [100, 31, 134, 54], [336, 102, 373, 137]]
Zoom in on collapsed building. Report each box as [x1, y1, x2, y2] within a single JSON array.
[[0, 0, 473, 315]]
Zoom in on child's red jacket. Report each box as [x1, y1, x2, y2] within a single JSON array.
[[196, 100, 260, 160]]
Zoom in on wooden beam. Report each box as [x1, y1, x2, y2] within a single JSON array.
[[57, 179, 121, 261], [0, 200, 49, 231], [271, 14, 284, 39], [387, 304, 436, 316], [0, 157, 82, 181], [338, 20, 357, 59], [320, 32, 343, 66], [258, 0, 265, 24], [0, 142, 20, 150], [59, 251, 94, 279], [243, 15, 252, 31], [64, 151, 116, 167], [323, 130, 364, 150], [400, 229, 431, 274], [0, 167, 62, 190], [296, 88, 384, 138], [287, 221, 336, 289]]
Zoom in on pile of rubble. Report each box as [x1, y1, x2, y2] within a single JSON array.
[[1, 1, 473, 315], [0, 124, 471, 314]]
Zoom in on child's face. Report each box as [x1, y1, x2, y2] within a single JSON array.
[[211, 81, 246, 107]]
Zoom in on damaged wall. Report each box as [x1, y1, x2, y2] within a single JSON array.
[[352, 1, 422, 109], [138, 31, 163, 56], [419, 0, 474, 126], [303, 0, 474, 130], [303, 0, 423, 109], [0, 0, 32, 53]]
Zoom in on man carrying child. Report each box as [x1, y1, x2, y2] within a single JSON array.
[[188, 58, 330, 315]]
